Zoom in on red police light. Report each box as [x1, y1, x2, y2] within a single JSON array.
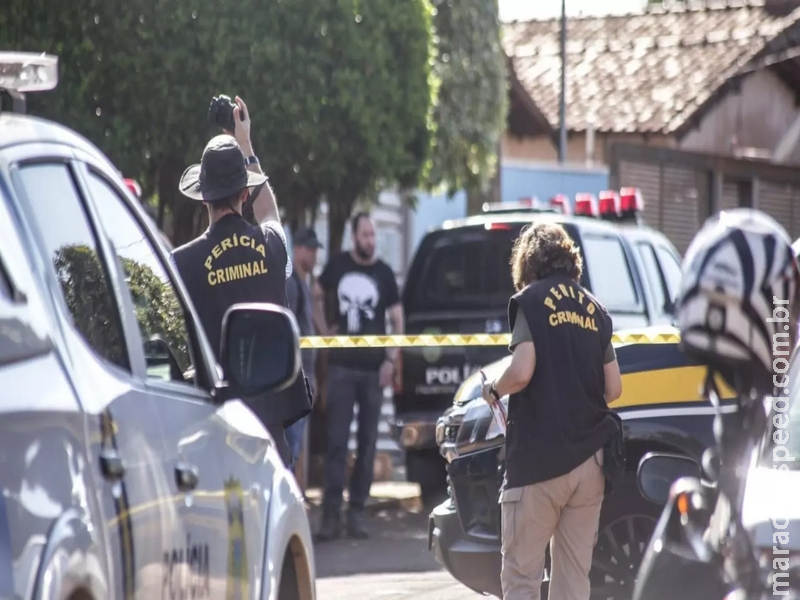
[[486, 222, 512, 231], [123, 178, 142, 198], [574, 193, 598, 217], [549, 194, 571, 215], [619, 187, 643, 213], [598, 190, 620, 218]]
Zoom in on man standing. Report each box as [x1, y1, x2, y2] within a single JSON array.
[[314, 212, 404, 540], [170, 96, 311, 467], [285, 227, 326, 470]]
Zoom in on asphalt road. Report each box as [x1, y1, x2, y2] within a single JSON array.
[[312, 507, 484, 600]]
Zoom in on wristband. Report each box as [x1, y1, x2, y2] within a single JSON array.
[[490, 382, 500, 402], [244, 155, 259, 167]]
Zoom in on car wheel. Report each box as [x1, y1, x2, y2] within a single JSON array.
[[589, 474, 662, 600]]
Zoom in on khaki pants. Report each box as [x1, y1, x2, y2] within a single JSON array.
[[500, 450, 604, 600]]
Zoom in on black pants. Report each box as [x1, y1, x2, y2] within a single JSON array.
[[322, 365, 383, 516]]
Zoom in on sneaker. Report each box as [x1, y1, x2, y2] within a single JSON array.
[[346, 509, 369, 540], [315, 514, 341, 542]]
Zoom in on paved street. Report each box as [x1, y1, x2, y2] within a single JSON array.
[[312, 507, 483, 600]]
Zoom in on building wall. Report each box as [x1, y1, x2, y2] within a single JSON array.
[[501, 131, 675, 164], [501, 160, 609, 204], [679, 69, 800, 157]]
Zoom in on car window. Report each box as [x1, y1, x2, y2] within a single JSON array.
[[581, 235, 640, 311], [655, 244, 682, 306], [635, 242, 667, 315], [0, 185, 53, 366], [406, 222, 587, 313], [85, 171, 195, 386], [16, 163, 129, 369], [408, 226, 518, 311]]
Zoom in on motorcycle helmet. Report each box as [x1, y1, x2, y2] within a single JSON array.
[[676, 208, 800, 395]]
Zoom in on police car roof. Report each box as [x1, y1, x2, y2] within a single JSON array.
[[441, 210, 625, 236], [0, 113, 112, 165]]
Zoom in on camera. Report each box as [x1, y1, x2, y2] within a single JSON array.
[[208, 94, 243, 132]]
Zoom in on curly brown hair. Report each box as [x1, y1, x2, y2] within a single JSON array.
[[510, 222, 583, 291]]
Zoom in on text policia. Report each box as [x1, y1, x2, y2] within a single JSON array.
[[768, 295, 792, 595]]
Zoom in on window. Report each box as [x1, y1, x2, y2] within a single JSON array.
[[16, 164, 128, 369], [0, 187, 54, 366], [581, 235, 640, 311], [655, 244, 683, 307], [635, 242, 667, 315], [85, 171, 194, 385], [409, 227, 518, 311]]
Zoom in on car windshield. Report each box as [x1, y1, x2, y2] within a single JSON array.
[[762, 347, 800, 469], [405, 221, 588, 313]]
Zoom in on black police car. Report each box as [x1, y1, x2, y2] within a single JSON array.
[[391, 192, 685, 506]]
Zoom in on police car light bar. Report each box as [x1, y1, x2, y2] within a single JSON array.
[[0, 52, 58, 93], [598, 190, 620, 219], [549, 194, 571, 215], [482, 197, 550, 214], [619, 187, 644, 213], [574, 193, 598, 217]]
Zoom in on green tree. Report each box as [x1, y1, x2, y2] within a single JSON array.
[[53, 244, 190, 370], [3, 0, 435, 252], [208, 0, 435, 251], [1, 0, 218, 246], [424, 0, 508, 206]]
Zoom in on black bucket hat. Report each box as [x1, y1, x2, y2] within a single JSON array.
[[179, 135, 266, 202]]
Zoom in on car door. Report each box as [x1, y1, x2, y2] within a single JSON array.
[[77, 161, 268, 599], [9, 154, 176, 600]]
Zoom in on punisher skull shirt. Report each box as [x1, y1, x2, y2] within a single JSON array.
[[318, 251, 400, 371]]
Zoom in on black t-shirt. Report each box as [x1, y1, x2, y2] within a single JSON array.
[[318, 252, 400, 371], [504, 273, 619, 489]]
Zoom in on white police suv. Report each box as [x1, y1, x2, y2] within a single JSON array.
[[0, 52, 315, 600]]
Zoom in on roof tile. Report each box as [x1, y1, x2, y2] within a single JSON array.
[[503, 0, 800, 133]]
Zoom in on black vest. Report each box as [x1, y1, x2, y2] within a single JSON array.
[[504, 273, 618, 489], [172, 214, 311, 428]]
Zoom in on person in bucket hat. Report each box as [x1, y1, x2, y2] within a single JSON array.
[[169, 96, 313, 467]]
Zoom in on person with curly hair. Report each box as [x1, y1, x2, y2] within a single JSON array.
[[481, 222, 623, 600]]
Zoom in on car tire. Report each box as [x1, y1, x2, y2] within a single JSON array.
[[589, 474, 662, 600]]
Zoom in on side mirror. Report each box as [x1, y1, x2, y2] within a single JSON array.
[[220, 303, 301, 398], [637, 452, 701, 505], [144, 335, 184, 382]]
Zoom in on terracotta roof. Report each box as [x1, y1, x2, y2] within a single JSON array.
[[502, 0, 800, 135]]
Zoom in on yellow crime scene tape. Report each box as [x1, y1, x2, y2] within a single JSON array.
[[298, 330, 682, 349]]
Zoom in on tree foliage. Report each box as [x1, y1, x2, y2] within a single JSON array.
[[2, 0, 507, 252], [424, 0, 508, 198], [53, 244, 190, 370]]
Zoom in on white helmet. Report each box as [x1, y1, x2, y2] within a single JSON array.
[[676, 208, 800, 394]]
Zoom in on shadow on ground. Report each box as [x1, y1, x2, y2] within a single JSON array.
[[312, 507, 441, 578]]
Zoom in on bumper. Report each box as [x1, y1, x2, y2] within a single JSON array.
[[389, 411, 439, 450], [428, 498, 502, 598]]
